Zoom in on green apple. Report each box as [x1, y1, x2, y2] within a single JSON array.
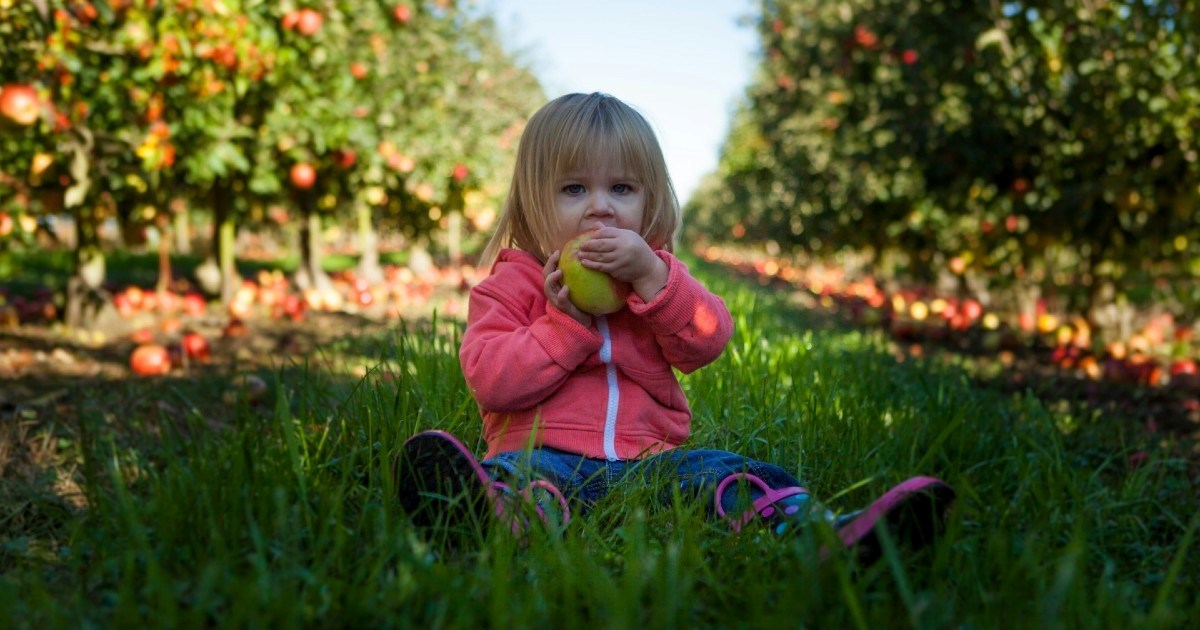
[[560, 232, 631, 315]]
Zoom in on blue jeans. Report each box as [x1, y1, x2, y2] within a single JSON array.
[[482, 447, 805, 517]]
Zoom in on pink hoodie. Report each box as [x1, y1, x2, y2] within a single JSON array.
[[459, 248, 734, 460]]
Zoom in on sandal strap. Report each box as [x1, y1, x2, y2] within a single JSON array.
[[522, 479, 572, 526], [715, 472, 809, 532], [492, 479, 572, 536]]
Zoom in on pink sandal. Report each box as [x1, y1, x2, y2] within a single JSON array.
[[829, 476, 956, 565], [715, 471, 956, 565], [394, 430, 571, 535], [714, 472, 811, 532]]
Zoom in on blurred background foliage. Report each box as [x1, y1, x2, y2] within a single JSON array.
[[686, 0, 1200, 322], [0, 0, 543, 322]]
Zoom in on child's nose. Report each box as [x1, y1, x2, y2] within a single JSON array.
[[587, 191, 615, 216]]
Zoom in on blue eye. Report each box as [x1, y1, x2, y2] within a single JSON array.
[[564, 184, 585, 194], [613, 184, 630, 194]]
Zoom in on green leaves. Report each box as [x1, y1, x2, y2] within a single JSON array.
[[0, 0, 542, 242], [690, 0, 1200, 314]]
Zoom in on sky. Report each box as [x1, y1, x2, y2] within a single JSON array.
[[479, 0, 760, 204]]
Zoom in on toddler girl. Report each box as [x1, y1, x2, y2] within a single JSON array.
[[394, 92, 954, 563]]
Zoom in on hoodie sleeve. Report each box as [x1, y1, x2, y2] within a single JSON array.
[[459, 259, 603, 412], [627, 250, 735, 374]]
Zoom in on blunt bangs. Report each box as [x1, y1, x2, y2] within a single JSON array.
[[481, 93, 680, 266], [557, 104, 655, 186]]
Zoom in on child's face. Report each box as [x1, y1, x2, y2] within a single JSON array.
[[552, 159, 646, 251]]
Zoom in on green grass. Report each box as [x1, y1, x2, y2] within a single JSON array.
[[1, 258, 1197, 627]]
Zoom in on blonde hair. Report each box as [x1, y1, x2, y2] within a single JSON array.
[[480, 92, 680, 266]]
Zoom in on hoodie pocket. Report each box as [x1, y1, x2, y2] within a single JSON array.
[[617, 364, 687, 412]]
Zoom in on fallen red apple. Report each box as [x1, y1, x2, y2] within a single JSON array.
[[559, 232, 631, 315], [228, 296, 254, 319], [962, 299, 983, 321], [1170, 358, 1197, 376], [124, 286, 145, 310], [282, 293, 306, 322], [223, 317, 249, 339], [129, 327, 155, 344], [157, 290, 181, 314], [160, 316, 183, 334], [181, 331, 211, 362], [113, 293, 136, 318], [182, 292, 206, 316], [1077, 355, 1102, 380], [1168, 358, 1200, 391], [141, 291, 160, 313], [131, 343, 172, 376]]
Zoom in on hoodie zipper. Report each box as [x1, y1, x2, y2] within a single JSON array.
[[597, 315, 620, 461]]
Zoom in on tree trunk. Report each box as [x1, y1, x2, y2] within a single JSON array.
[[293, 192, 331, 292], [197, 181, 240, 300], [355, 199, 384, 284], [173, 203, 191, 256], [63, 218, 110, 329], [447, 209, 463, 267], [61, 128, 109, 329], [156, 216, 172, 294], [218, 214, 239, 303], [206, 180, 242, 304]]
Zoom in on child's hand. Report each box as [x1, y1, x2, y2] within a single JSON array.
[[544, 250, 593, 326], [575, 226, 669, 302]]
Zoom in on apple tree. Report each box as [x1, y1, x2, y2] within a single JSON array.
[[0, 0, 545, 326], [689, 0, 1200, 320]]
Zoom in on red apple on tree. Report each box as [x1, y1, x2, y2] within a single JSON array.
[[335, 148, 357, 169], [452, 163, 469, 181], [290, 162, 316, 189], [853, 25, 877, 48], [0, 84, 40, 127], [393, 4, 411, 23], [295, 9, 323, 36]]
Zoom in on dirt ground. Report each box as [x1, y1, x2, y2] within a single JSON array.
[[0, 276, 469, 526]]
